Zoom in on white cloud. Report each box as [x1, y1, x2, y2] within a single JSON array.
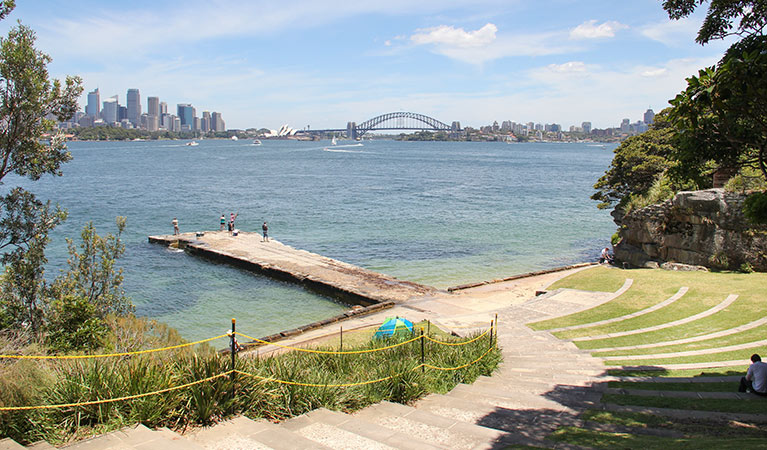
[[547, 61, 588, 73], [641, 17, 700, 45], [411, 23, 497, 48], [641, 68, 668, 77], [570, 20, 627, 39]]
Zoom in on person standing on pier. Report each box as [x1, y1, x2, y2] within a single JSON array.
[[229, 212, 238, 235], [262, 221, 269, 242], [220, 214, 226, 231], [172, 217, 179, 235]]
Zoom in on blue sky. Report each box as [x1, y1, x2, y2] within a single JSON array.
[[1, 0, 732, 130]]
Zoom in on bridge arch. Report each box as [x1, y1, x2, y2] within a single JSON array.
[[354, 112, 456, 137]]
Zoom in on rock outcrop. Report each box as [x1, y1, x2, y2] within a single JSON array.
[[614, 189, 767, 271]]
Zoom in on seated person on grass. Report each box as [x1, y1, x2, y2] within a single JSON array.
[[739, 354, 767, 396]]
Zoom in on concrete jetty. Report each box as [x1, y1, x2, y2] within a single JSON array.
[[148, 231, 438, 306]]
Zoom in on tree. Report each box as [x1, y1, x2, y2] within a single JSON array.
[[0, 7, 83, 334], [591, 112, 683, 210], [48, 217, 133, 319], [663, 0, 767, 44]]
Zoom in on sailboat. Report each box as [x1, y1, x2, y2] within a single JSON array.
[[331, 136, 337, 146]]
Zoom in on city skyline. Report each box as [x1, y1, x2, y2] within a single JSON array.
[[0, 1, 734, 130]]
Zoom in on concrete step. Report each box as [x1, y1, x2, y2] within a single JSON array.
[[352, 401, 506, 450], [60, 424, 206, 450], [190, 415, 331, 450], [0, 438, 25, 450], [27, 442, 56, 450], [416, 392, 581, 435], [452, 380, 602, 410], [281, 408, 442, 450]]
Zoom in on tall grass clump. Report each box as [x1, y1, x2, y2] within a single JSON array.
[[0, 325, 500, 445]]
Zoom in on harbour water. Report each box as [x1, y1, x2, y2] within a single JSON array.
[[6, 139, 616, 340]]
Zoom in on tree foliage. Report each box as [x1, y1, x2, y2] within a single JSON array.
[[663, 0, 767, 44], [591, 113, 683, 210]]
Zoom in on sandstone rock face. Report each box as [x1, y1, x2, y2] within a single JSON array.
[[614, 189, 767, 271]]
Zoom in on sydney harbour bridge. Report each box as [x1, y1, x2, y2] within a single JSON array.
[[305, 111, 461, 139]]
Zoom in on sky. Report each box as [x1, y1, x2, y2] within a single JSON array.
[[0, 0, 734, 130]]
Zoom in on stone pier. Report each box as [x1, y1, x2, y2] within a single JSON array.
[[148, 231, 438, 306]]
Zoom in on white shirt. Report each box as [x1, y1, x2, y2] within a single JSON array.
[[747, 360, 767, 393]]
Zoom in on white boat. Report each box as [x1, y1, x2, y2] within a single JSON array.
[[253, 139, 262, 145], [231, 136, 239, 141], [185, 141, 199, 146], [331, 136, 337, 145]]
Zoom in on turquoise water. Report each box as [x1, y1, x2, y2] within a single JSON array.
[[5, 139, 616, 340]]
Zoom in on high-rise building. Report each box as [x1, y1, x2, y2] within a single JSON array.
[[201, 111, 211, 132], [581, 121, 592, 134], [211, 112, 225, 132], [159, 102, 167, 116], [620, 118, 630, 132], [118, 106, 128, 122], [643, 108, 655, 125], [127, 88, 141, 125], [86, 88, 100, 117], [101, 96, 118, 123], [147, 96, 160, 117], [177, 103, 196, 128]]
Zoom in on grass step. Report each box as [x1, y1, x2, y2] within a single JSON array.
[[353, 401, 505, 450], [610, 375, 741, 383], [601, 393, 767, 416], [604, 387, 745, 399], [599, 402, 767, 424]]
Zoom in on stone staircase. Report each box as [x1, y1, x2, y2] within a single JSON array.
[[1, 289, 610, 449]]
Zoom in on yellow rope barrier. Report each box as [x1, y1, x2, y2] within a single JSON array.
[[235, 331, 422, 355], [422, 346, 496, 371], [0, 329, 498, 411], [234, 369, 403, 388], [423, 328, 490, 346], [0, 334, 229, 360], [0, 371, 233, 412]]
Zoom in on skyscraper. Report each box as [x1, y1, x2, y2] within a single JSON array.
[[643, 108, 655, 125], [101, 96, 118, 123], [86, 88, 100, 117], [159, 102, 167, 116], [581, 121, 592, 134], [211, 112, 225, 132], [201, 111, 211, 132], [127, 89, 141, 125], [147, 96, 160, 117], [177, 103, 196, 128]]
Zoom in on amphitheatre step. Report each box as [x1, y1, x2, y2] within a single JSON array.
[[190, 415, 331, 450], [352, 401, 505, 450], [610, 375, 741, 383], [593, 316, 767, 352], [605, 360, 748, 371], [600, 339, 767, 361], [582, 421, 685, 438], [280, 408, 442, 450], [604, 387, 745, 400], [572, 294, 739, 342], [521, 278, 634, 321], [27, 442, 55, 450], [59, 424, 206, 450], [599, 403, 767, 424], [449, 382, 603, 411], [546, 286, 688, 333], [0, 439, 25, 450]]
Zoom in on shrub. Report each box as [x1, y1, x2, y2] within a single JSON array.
[[743, 191, 767, 224], [724, 167, 767, 192], [739, 262, 754, 273], [611, 232, 621, 246]]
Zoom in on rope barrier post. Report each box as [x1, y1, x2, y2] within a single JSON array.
[[494, 313, 498, 347], [427, 320, 430, 337], [340, 326, 343, 353], [489, 320, 494, 351], [230, 318, 236, 412], [420, 329, 425, 373]]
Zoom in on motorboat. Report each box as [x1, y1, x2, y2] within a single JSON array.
[[185, 141, 199, 146], [253, 139, 262, 145], [231, 135, 239, 141]]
